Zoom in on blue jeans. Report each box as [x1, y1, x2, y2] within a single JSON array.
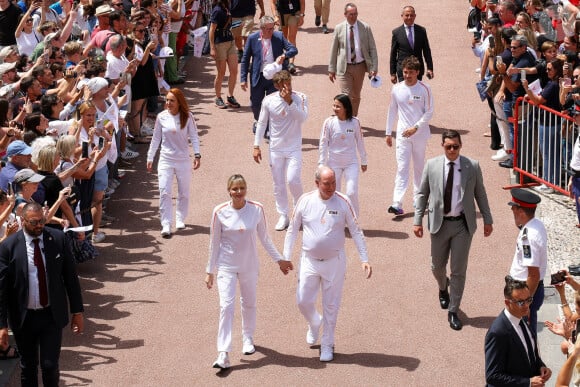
[[538, 123, 561, 185], [502, 100, 514, 150]]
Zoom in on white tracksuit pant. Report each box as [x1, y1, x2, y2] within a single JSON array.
[[216, 270, 258, 352], [269, 149, 303, 216], [330, 162, 360, 217], [296, 251, 347, 347], [392, 136, 428, 208], [157, 157, 191, 227]]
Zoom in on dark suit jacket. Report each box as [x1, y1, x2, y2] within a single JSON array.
[[240, 30, 297, 86], [389, 23, 433, 78], [485, 311, 545, 386], [0, 228, 84, 332], [414, 155, 493, 235]]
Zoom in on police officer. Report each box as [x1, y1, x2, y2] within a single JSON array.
[[508, 188, 547, 334]]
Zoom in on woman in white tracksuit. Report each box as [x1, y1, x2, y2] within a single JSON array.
[[318, 94, 367, 216], [205, 174, 290, 370], [146, 88, 201, 237]]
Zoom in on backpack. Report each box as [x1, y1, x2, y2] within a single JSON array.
[[467, 7, 481, 30]]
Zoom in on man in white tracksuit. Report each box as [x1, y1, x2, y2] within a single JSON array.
[[385, 55, 433, 216], [253, 70, 307, 231], [282, 166, 372, 362]]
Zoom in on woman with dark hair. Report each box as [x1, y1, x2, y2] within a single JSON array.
[[318, 93, 367, 216], [523, 58, 564, 192], [208, 0, 240, 109], [146, 88, 201, 237], [205, 174, 286, 370], [22, 112, 48, 145]]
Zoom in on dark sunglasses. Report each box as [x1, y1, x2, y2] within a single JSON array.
[[444, 144, 461, 150]]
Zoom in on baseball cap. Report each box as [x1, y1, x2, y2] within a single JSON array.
[[0, 62, 16, 77], [13, 168, 45, 185], [6, 140, 32, 157]]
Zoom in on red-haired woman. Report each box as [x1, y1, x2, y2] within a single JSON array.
[[146, 88, 201, 237]]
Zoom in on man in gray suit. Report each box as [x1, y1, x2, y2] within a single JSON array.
[[328, 2, 377, 117], [413, 129, 493, 331]]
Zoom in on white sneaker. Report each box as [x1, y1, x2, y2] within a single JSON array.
[[92, 231, 106, 243], [212, 352, 230, 369], [491, 149, 510, 161], [306, 314, 322, 345], [176, 220, 185, 230], [320, 344, 334, 362], [242, 338, 255, 355], [532, 184, 554, 194], [275, 215, 289, 231], [161, 225, 171, 237], [121, 149, 139, 160]]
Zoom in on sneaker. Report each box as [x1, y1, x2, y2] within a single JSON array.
[[121, 149, 139, 160], [491, 149, 510, 161], [242, 338, 255, 355], [92, 231, 106, 243], [176, 220, 185, 230], [212, 352, 230, 369], [306, 314, 322, 345], [499, 159, 513, 168], [320, 344, 334, 362], [533, 184, 554, 194], [109, 179, 121, 189], [215, 97, 227, 109], [387, 206, 404, 216], [227, 96, 241, 108], [105, 186, 115, 196], [315, 15, 321, 26], [322, 24, 329, 34], [161, 225, 171, 238], [287, 63, 297, 75], [275, 215, 289, 231]]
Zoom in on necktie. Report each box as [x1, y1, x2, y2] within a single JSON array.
[[407, 25, 414, 49], [33, 238, 48, 307], [519, 319, 536, 365], [349, 25, 356, 64], [443, 162, 454, 214]]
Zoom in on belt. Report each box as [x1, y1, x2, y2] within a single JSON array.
[[443, 213, 465, 221], [572, 168, 580, 178], [347, 61, 365, 65], [27, 307, 50, 313]]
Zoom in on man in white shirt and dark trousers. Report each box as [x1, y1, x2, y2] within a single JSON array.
[[282, 166, 372, 362], [386, 55, 433, 216], [253, 70, 307, 231]]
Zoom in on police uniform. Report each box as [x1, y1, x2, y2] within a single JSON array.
[[508, 189, 547, 333]]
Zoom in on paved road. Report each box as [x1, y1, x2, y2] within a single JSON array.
[[1, 1, 573, 385]]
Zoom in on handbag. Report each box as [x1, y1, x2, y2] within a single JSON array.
[[476, 79, 488, 101], [66, 231, 98, 263]]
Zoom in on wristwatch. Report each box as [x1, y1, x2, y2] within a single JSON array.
[[194, 153, 201, 159]]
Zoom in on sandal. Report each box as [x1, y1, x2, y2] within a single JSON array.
[[0, 345, 19, 360]]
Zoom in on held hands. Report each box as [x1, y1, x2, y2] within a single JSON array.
[[278, 260, 293, 275]]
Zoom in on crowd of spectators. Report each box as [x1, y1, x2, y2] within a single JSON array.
[[471, 0, 580, 202]]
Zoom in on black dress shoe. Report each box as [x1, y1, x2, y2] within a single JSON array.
[[499, 159, 513, 168], [438, 278, 450, 309], [315, 15, 321, 26], [448, 312, 463, 331]]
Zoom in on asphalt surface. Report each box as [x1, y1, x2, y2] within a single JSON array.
[[0, 1, 576, 385]]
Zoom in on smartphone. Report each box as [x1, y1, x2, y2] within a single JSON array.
[[562, 77, 572, 87], [550, 270, 567, 285], [474, 31, 482, 40], [81, 141, 89, 158], [496, 56, 503, 66], [98, 136, 105, 150], [520, 69, 526, 82], [7, 182, 13, 196]]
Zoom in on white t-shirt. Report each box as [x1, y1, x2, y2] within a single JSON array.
[[386, 80, 434, 141], [319, 115, 367, 167], [147, 110, 200, 163], [16, 31, 39, 58]]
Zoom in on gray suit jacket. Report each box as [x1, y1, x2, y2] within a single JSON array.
[[414, 155, 493, 235], [328, 20, 378, 76]]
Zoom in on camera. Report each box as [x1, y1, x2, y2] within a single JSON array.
[[550, 270, 567, 285]]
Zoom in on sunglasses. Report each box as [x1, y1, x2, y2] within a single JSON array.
[[24, 219, 46, 226], [135, 29, 145, 33], [510, 45, 522, 50], [444, 144, 461, 150], [508, 297, 534, 307]]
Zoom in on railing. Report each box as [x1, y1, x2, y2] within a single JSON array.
[[510, 97, 575, 196]]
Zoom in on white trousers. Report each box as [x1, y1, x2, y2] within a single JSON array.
[[269, 150, 303, 216], [157, 158, 191, 227], [216, 270, 258, 353], [493, 99, 512, 150], [392, 137, 428, 208], [296, 251, 346, 347], [330, 162, 360, 217]]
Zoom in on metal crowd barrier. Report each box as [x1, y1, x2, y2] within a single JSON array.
[[511, 97, 575, 196]]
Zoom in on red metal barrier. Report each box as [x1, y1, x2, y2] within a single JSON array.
[[509, 97, 574, 196]]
